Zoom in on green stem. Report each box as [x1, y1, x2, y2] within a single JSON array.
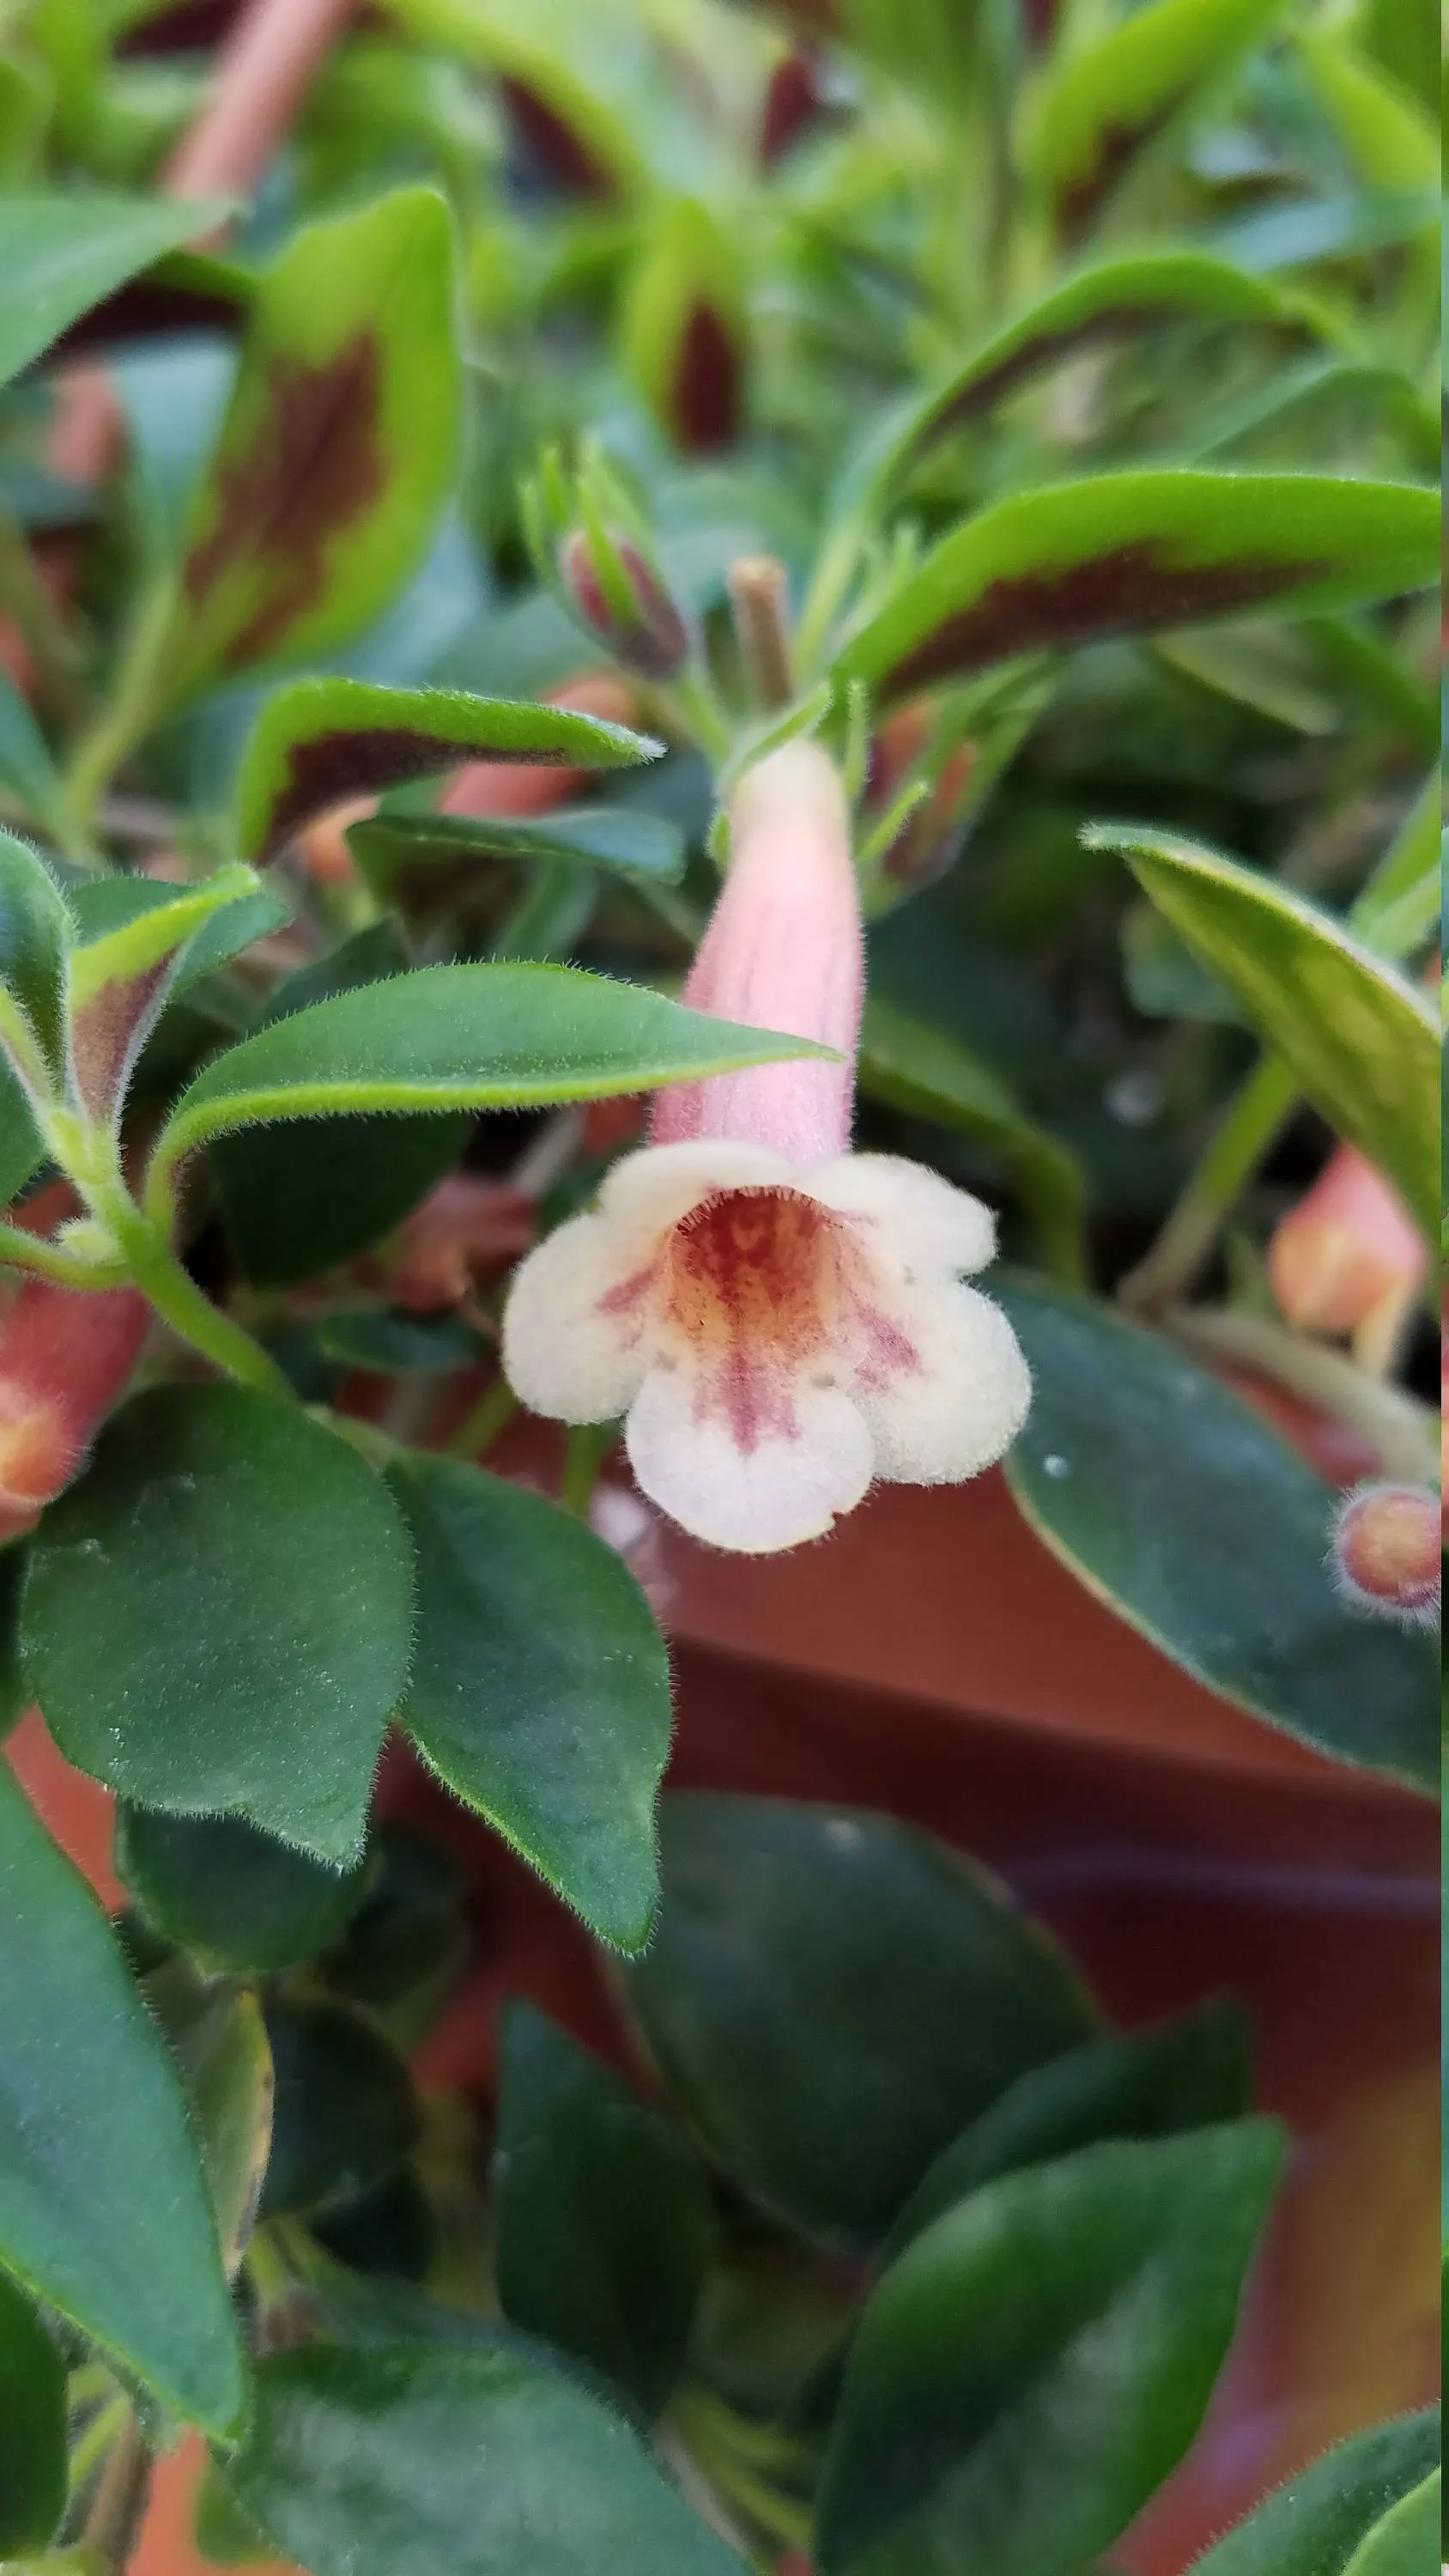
[[94, 1181, 289, 1396], [794, 517, 868, 676], [0, 1222, 129, 1290], [561, 1418, 617, 1516], [664, 665, 733, 768], [65, 2397, 132, 2500], [1118, 1055, 1298, 1314], [446, 1374, 518, 1461], [60, 573, 176, 845]]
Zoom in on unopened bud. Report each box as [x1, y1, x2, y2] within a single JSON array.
[[559, 529, 688, 679], [1331, 1481, 1441, 1629], [866, 702, 978, 889], [0, 1280, 149, 1533], [1269, 1147, 1425, 1342]]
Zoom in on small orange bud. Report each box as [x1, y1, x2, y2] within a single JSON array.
[[1331, 1480, 1441, 1629], [1269, 1146, 1425, 1366], [0, 1280, 150, 1534]]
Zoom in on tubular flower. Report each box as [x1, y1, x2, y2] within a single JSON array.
[[502, 738, 1030, 1553]]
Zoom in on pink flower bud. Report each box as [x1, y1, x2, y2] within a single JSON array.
[[1269, 1147, 1425, 1340], [1331, 1481, 1441, 1629], [651, 738, 863, 1163], [559, 529, 689, 680], [0, 1280, 149, 1534]]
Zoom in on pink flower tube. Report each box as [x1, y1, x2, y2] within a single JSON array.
[[503, 738, 1030, 1552]]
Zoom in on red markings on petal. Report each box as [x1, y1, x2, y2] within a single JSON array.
[[655, 1188, 919, 1455]]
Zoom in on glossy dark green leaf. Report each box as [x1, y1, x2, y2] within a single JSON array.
[[146, 963, 829, 1233], [388, 1455, 671, 1953], [887, 1998, 1251, 2253], [494, 2002, 711, 2420], [145, 1959, 274, 2277], [260, 1999, 417, 2218], [1188, 2409, 1440, 2573], [157, 187, 461, 701], [0, 2264, 65, 2555], [213, 922, 470, 1287], [1000, 1280, 1439, 1792], [318, 1308, 484, 1376], [834, 475, 1437, 708], [0, 192, 229, 387], [22, 1384, 416, 1866], [0, 1546, 27, 1738], [1344, 2472, 1440, 2575], [858, 998, 1088, 1286], [350, 802, 687, 902], [0, 1764, 242, 2433], [0, 824, 70, 1081], [116, 1804, 367, 1975], [624, 1795, 1095, 2248], [236, 678, 662, 866], [816, 2123, 1284, 2576], [221, 2340, 746, 2576], [1092, 825, 1440, 1237]]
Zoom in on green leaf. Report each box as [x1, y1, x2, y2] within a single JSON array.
[[116, 1803, 367, 1975], [260, 1999, 417, 2219], [1296, 30, 1439, 194], [0, 191, 229, 388], [1344, 2473, 1441, 2576], [318, 1308, 484, 1377], [834, 473, 1437, 708], [621, 197, 744, 456], [0, 2265, 65, 2556], [387, 1455, 671, 1952], [212, 922, 470, 1288], [0, 665, 65, 839], [156, 186, 460, 701], [351, 802, 688, 903], [64, 863, 268, 1123], [1090, 825, 1440, 1238], [876, 253, 1323, 489], [64, 871, 291, 1000], [1020, 0, 1291, 236], [1350, 775, 1440, 963], [21, 1384, 416, 1866], [145, 1959, 275, 2278], [887, 1999, 1251, 2253], [998, 1278, 1439, 1792], [318, 1823, 468, 2031], [0, 1546, 27, 1738], [494, 2002, 711, 2421], [858, 998, 1088, 1287], [145, 963, 830, 1230], [235, 677, 663, 866], [221, 2340, 747, 2575], [1187, 2409, 1440, 2573], [0, 1072, 42, 1206], [0, 1764, 242, 2433], [0, 824, 70, 1081], [815, 2123, 1284, 2576], [623, 1795, 1095, 2249]]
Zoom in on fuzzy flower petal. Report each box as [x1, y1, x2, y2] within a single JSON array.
[[804, 1151, 998, 1277], [501, 1212, 657, 1423], [625, 1362, 873, 1554], [851, 1278, 1031, 1482]]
